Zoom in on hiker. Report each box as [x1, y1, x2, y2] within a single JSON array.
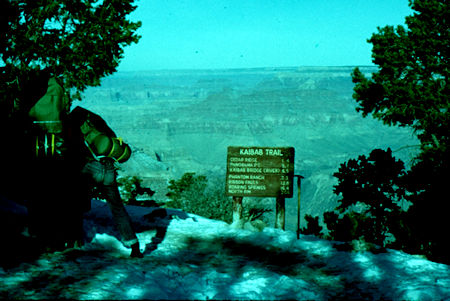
[[24, 71, 142, 258], [80, 158, 143, 258], [24, 72, 88, 251], [69, 106, 143, 258]]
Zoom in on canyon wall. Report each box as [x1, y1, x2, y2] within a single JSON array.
[[78, 67, 418, 231]]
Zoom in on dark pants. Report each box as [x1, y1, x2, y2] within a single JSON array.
[[81, 159, 138, 247], [26, 158, 86, 249]]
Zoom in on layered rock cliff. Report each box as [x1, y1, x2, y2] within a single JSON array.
[[78, 67, 418, 231]]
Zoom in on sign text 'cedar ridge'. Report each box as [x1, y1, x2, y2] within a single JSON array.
[[225, 146, 295, 197]]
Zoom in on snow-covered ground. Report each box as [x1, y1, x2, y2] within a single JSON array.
[[1, 198, 449, 300]]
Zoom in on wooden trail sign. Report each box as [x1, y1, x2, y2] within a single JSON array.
[[226, 146, 296, 231], [225, 146, 295, 197]]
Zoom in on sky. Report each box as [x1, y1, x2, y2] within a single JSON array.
[[118, 0, 413, 71]]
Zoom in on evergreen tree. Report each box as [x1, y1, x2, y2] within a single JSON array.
[[327, 149, 406, 247], [352, 0, 448, 152], [166, 173, 233, 223], [0, 0, 141, 109], [0, 0, 141, 200], [301, 214, 323, 237], [351, 0, 449, 262]]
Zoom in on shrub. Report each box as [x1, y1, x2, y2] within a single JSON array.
[[300, 214, 324, 236], [166, 173, 233, 223], [324, 210, 375, 243], [325, 149, 407, 247], [166, 173, 273, 225], [117, 175, 155, 205], [243, 205, 272, 223]]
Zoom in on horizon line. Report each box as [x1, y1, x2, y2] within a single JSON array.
[[116, 65, 377, 73]]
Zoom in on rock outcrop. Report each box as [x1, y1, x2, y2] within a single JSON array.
[[79, 67, 418, 231]]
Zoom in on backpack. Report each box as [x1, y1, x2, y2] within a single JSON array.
[[28, 77, 70, 158], [70, 106, 132, 163]]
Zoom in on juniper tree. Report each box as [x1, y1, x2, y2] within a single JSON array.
[[328, 149, 406, 247], [0, 0, 141, 112], [350, 0, 449, 262], [0, 0, 141, 200], [352, 0, 448, 154]]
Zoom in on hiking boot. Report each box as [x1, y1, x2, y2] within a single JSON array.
[[130, 242, 143, 258]]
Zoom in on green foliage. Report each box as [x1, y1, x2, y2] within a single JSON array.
[[0, 0, 141, 198], [243, 206, 272, 223], [324, 211, 374, 243], [398, 152, 449, 263], [166, 173, 273, 225], [348, 0, 449, 263], [351, 1, 449, 205], [117, 175, 154, 205], [334, 148, 406, 216], [166, 173, 206, 201], [325, 149, 407, 247], [300, 214, 323, 237], [166, 173, 233, 223], [351, 0, 448, 151], [0, 0, 141, 106]]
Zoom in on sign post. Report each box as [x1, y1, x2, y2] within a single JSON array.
[[232, 196, 244, 227], [226, 146, 295, 229], [275, 196, 286, 230], [294, 175, 304, 239]]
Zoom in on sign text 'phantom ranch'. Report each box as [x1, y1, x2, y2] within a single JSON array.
[[226, 146, 295, 197]]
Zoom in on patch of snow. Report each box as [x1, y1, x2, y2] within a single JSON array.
[[1, 199, 449, 300]]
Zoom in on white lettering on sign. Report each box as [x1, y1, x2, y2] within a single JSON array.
[[263, 168, 281, 173], [228, 179, 245, 184], [250, 175, 264, 180], [229, 189, 252, 194], [246, 167, 262, 173], [247, 184, 266, 190], [230, 162, 256, 168], [226, 146, 295, 197], [238, 148, 285, 157], [240, 148, 264, 156], [229, 174, 250, 180], [265, 148, 282, 156], [230, 157, 244, 162], [245, 180, 260, 185], [229, 184, 247, 190], [230, 167, 246, 172]]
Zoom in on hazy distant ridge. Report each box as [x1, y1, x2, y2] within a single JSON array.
[[80, 67, 417, 230]]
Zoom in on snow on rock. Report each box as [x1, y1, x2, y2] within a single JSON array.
[[1, 199, 449, 300]]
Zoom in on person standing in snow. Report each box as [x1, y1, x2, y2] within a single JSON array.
[[68, 106, 143, 258], [20, 70, 142, 258], [20, 70, 89, 251], [79, 157, 143, 258]]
